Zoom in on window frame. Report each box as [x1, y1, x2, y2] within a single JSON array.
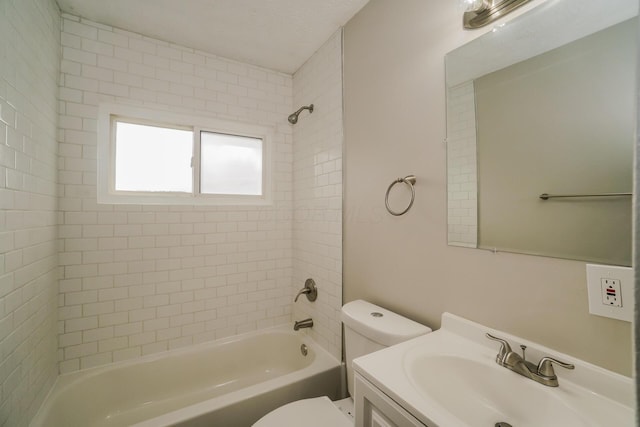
[[97, 104, 272, 206]]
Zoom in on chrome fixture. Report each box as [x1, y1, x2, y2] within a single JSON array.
[[288, 104, 314, 124], [294, 278, 318, 302], [486, 333, 574, 387], [462, 0, 532, 29], [294, 318, 314, 331], [539, 192, 632, 200], [385, 175, 417, 216], [300, 344, 308, 356]]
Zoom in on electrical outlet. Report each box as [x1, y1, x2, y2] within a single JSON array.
[[586, 264, 633, 322], [600, 278, 622, 307]]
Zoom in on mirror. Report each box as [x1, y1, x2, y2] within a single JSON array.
[[446, 0, 637, 266]]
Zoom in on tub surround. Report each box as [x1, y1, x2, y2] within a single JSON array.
[[57, 14, 296, 373], [0, 0, 60, 425], [291, 30, 344, 361], [57, 10, 345, 374]]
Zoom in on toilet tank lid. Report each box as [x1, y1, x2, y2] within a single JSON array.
[[341, 300, 431, 346]]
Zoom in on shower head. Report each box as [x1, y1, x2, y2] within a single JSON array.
[[288, 104, 314, 124]]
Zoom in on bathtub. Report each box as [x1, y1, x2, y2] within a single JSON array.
[[31, 326, 343, 427]]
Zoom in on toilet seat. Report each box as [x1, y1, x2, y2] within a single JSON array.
[[253, 396, 352, 427]]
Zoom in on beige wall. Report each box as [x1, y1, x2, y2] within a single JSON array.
[[343, 0, 632, 375]]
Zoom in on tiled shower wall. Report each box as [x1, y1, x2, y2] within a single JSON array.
[[292, 31, 343, 360], [0, 0, 60, 425], [57, 14, 295, 373]]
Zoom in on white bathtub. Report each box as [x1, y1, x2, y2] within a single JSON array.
[[31, 326, 342, 427]]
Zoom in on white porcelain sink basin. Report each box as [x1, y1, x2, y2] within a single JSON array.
[[406, 355, 586, 426], [353, 313, 634, 427]]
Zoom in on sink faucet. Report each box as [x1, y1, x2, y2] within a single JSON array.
[[486, 333, 574, 387], [294, 318, 313, 331]]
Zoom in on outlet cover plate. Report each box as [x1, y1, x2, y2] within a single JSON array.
[[586, 264, 633, 322]]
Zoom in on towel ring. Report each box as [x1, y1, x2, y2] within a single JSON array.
[[385, 175, 417, 216]]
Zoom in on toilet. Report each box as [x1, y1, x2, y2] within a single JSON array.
[[253, 300, 431, 427]]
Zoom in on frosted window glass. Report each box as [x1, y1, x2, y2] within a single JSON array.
[[115, 122, 193, 192], [200, 132, 263, 195]]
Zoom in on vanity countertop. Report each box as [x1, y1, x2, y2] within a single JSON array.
[[353, 313, 634, 427]]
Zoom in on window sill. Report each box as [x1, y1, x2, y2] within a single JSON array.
[[97, 193, 272, 206]]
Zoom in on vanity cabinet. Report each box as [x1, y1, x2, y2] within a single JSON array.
[[354, 372, 428, 427]]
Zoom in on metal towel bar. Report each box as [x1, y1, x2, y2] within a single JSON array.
[[539, 192, 632, 200]]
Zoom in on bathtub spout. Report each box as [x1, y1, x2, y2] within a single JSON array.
[[294, 318, 313, 331]]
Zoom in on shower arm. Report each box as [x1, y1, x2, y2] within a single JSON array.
[[294, 105, 313, 115]]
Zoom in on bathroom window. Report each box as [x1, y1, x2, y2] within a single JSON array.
[[114, 121, 194, 193], [97, 104, 271, 205], [199, 131, 263, 196]]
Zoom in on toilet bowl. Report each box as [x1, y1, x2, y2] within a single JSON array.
[[253, 300, 431, 426], [253, 396, 353, 427]]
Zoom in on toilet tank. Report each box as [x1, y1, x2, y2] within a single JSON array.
[[340, 300, 431, 396]]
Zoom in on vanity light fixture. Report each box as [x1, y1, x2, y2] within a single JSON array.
[[461, 0, 532, 29]]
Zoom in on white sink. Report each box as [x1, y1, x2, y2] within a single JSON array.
[[406, 355, 586, 426], [353, 313, 634, 427]]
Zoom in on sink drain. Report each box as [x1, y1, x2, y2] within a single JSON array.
[[495, 423, 513, 427]]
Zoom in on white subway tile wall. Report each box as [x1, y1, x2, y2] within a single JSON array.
[[58, 15, 296, 373], [446, 81, 477, 247], [0, 0, 61, 425], [292, 31, 343, 360]]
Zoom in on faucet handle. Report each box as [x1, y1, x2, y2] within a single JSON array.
[[294, 278, 318, 302], [486, 333, 513, 362], [294, 288, 310, 302], [537, 357, 575, 377]]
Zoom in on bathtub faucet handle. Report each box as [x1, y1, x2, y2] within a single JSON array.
[[294, 278, 318, 302]]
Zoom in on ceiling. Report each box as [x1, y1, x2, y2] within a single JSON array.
[[56, 0, 370, 74]]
